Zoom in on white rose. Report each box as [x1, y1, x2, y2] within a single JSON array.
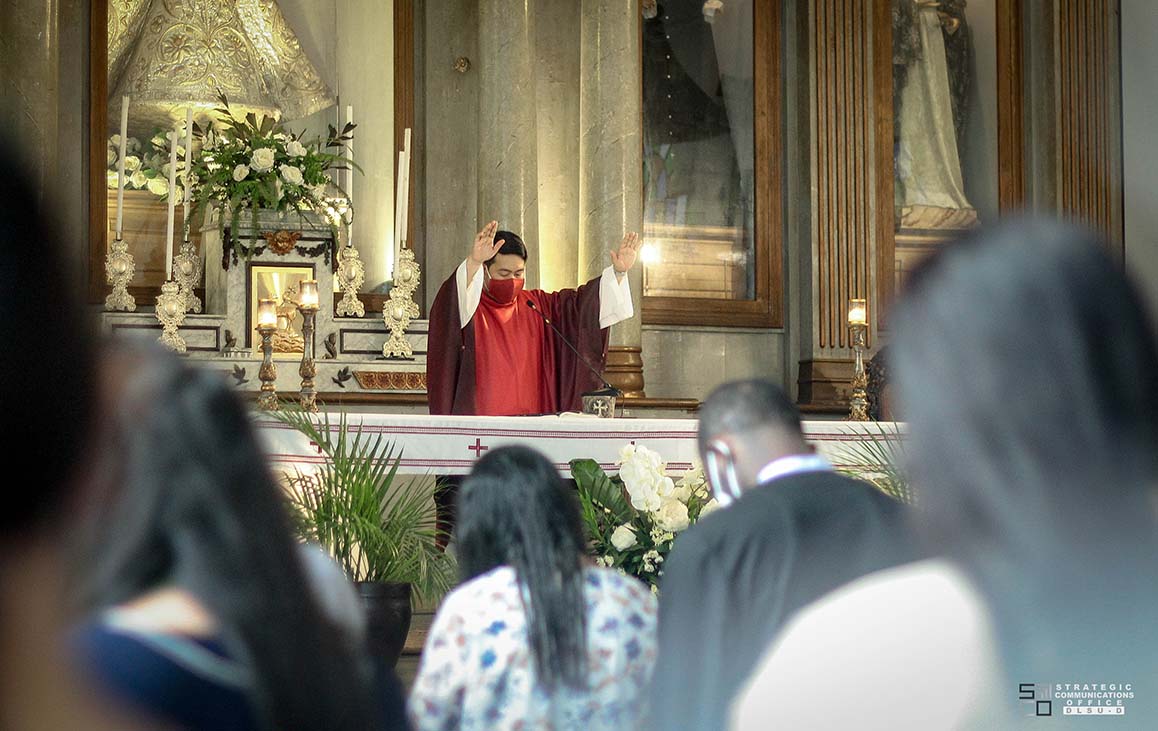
[[107, 147, 117, 166], [286, 140, 307, 157], [610, 524, 637, 551], [279, 164, 304, 186], [233, 164, 250, 182], [106, 171, 120, 189], [129, 170, 147, 188], [145, 177, 169, 196], [654, 498, 690, 532], [655, 475, 677, 499], [250, 147, 276, 172], [619, 443, 637, 463], [699, 498, 722, 519], [308, 183, 327, 200], [123, 155, 141, 172], [126, 137, 142, 153]]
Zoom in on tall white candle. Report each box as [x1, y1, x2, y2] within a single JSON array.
[[345, 104, 354, 246], [393, 150, 405, 270], [400, 127, 411, 248], [183, 107, 193, 239], [115, 96, 130, 238], [164, 124, 179, 280]]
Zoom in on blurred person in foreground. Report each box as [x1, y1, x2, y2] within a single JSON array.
[[69, 348, 387, 731], [409, 446, 657, 731], [0, 152, 152, 730], [731, 219, 1158, 729], [649, 379, 918, 731]]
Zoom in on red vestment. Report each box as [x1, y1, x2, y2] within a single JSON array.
[[426, 272, 608, 415]]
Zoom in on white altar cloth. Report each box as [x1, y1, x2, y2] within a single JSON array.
[[257, 413, 899, 477]]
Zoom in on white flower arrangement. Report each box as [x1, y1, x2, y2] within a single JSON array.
[[572, 445, 715, 592], [106, 125, 188, 201], [185, 92, 356, 260]]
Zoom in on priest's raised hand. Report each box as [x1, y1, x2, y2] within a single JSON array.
[[427, 221, 636, 416]]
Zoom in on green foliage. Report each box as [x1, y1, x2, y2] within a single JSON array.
[[186, 92, 360, 260], [835, 423, 915, 504], [571, 456, 713, 592], [274, 406, 454, 604]]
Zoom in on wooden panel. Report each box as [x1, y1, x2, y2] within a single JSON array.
[[88, 0, 109, 303], [1054, 0, 1122, 246], [813, 0, 873, 349], [997, 0, 1026, 210], [641, 0, 782, 328]]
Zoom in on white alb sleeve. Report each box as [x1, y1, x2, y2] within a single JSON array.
[[598, 266, 634, 329], [456, 259, 483, 327]]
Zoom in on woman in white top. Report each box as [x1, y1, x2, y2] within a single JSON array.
[[733, 219, 1158, 729], [409, 446, 657, 731]]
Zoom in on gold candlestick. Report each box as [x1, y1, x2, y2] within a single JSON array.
[[848, 298, 869, 421], [174, 239, 203, 313], [382, 247, 421, 359], [104, 238, 136, 312], [155, 280, 187, 352], [256, 298, 279, 411], [297, 280, 319, 412]]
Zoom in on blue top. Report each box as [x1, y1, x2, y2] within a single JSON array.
[[73, 616, 259, 731]]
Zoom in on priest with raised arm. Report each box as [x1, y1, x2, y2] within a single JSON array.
[[427, 220, 640, 416]]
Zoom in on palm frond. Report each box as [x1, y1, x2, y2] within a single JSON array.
[[275, 406, 455, 603], [834, 422, 915, 504]]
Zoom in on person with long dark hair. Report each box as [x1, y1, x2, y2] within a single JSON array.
[[730, 219, 1158, 727], [409, 446, 657, 731], [0, 149, 153, 730], [70, 347, 385, 731]]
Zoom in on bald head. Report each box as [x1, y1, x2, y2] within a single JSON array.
[[698, 380, 809, 490]]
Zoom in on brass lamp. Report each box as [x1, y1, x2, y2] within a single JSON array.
[[256, 298, 279, 411], [848, 298, 869, 421], [296, 280, 320, 412]]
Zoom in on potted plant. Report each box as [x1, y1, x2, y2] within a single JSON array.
[[275, 407, 455, 668]]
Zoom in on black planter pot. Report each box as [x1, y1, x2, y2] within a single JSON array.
[[356, 581, 413, 669]]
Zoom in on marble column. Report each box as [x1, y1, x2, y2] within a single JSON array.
[[477, 0, 539, 287], [579, 0, 645, 397], [534, 0, 580, 293]]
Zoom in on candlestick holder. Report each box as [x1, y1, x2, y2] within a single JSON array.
[[155, 280, 187, 352], [174, 239, 203, 313], [335, 245, 366, 317], [382, 247, 421, 359], [256, 322, 279, 411], [104, 238, 136, 312], [296, 281, 320, 412], [847, 298, 869, 421]]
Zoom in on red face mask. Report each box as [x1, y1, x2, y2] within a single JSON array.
[[484, 277, 525, 306]]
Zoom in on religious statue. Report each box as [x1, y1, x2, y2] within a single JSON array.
[[893, 0, 978, 231], [271, 283, 305, 354]]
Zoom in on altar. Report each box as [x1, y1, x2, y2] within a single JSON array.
[[257, 413, 899, 478]]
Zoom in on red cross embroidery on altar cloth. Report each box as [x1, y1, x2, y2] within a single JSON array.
[[468, 438, 489, 458]]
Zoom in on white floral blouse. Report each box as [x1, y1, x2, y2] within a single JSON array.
[[408, 565, 658, 731]]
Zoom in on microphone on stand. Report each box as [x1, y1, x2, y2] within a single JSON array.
[[524, 299, 621, 397]]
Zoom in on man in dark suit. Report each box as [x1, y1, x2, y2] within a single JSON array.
[[650, 379, 917, 731]]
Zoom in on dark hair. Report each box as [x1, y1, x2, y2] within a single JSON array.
[[486, 230, 528, 265], [892, 219, 1158, 556], [697, 379, 805, 455], [455, 446, 587, 690], [891, 218, 1158, 682], [74, 349, 380, 731], [0, 151, 94, 538]]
